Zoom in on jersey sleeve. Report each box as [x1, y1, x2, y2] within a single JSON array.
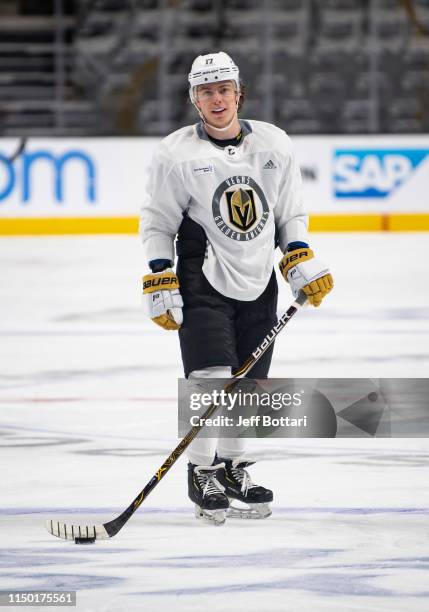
[[139, 143, 189, 264], [274, 135, 309, 253]]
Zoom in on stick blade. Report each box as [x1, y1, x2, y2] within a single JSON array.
[[46, 519, 109, 542]]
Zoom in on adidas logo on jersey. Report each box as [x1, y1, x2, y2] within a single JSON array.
[[263, 159, 276, 169]]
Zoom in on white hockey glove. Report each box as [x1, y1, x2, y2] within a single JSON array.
[[279, 248, 333, 307], [142, 268, 183, 330]]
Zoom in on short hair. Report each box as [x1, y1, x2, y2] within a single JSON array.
[[238, 80, 245, 113]]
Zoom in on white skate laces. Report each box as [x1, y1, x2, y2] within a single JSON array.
[[220, 457, 273, 520], [192, 463, 228, 526], [230, 459, 256, 497], [191, 459, 272, 523], [195, 464, 226, 498]]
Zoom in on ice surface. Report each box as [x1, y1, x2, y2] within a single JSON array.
[[0, 234, 428, 611]]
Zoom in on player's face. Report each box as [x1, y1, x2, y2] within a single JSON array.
[[195, 80, 239, 127]]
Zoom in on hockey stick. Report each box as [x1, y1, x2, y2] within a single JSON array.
[[46, 291, 307, 543]]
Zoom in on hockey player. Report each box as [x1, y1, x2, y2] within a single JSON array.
[[141, 52, 333, 525]]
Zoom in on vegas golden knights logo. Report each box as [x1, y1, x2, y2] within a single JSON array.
[[226, 188, 257, 231]]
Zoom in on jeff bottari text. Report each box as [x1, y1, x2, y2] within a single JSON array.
[[190, 415, 308, 428]]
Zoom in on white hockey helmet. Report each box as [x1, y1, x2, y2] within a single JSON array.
[[188, 52, 240, 104]]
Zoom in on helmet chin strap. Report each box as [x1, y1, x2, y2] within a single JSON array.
[[199, 113, 237, 132]]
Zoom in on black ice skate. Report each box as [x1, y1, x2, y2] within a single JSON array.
[[215, 457, 273, 519], [188, 463, 230, 526]]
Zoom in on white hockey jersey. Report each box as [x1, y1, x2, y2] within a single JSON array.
[[140, 120, 308, 301]]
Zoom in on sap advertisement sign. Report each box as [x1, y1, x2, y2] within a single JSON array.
[[293, 135, 429, 214], [333, 149, 428, 199], [0, 138, 159, 217]]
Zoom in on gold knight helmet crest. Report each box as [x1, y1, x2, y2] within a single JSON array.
[[227, 188, 257, 231]]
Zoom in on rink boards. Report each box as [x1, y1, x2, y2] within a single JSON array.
[[0, 135, 428, 234]]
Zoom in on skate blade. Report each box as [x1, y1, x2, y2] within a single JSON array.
[[194, 505, 226, 526], [227, 502, 272, 520]]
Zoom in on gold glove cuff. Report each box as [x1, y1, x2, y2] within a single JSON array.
[[279, 248, 314, 280], [143, 271, 180, 294]]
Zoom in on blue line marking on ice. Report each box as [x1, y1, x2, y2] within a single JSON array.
[[3, 507, 429, 516]]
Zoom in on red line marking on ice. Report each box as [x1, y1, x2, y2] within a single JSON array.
[[0, 397, 176, 403]]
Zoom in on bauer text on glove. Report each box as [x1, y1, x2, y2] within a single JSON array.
[[143, 269, 183, 330], [279, 248, 333, 307]]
